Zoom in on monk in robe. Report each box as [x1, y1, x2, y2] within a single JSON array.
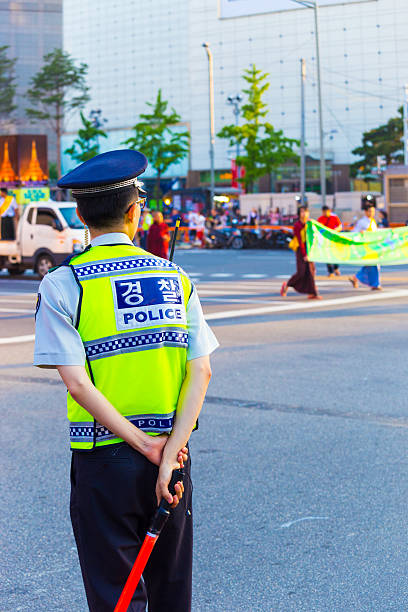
[[281, 205, 321, 300], [147, 210, 170, 259]]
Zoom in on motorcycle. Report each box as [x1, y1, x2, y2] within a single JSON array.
[[207, 222, 244, 249], [258, 226, 293, 249]]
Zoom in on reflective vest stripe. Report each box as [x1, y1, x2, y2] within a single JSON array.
[[85, 329, 188, 361], [70, 411, 175, 443], [75, 256, 179, 280]]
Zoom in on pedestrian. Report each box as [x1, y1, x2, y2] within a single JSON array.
[[378, 209, 389, 228], [147, 210, 171, 259], [33, 149, 218, 612], [0, 187, 19, 240], [247, 207, 258, 226], [187, 209, 197, 242], [270, 207, 280, 225], [349, 203, 381, 290], [281, 205, 321, 300], [317, 205, 342, 277], [140, 207, 153, 249], [170, 207, 180, 226], [195, 211, 206, 247]]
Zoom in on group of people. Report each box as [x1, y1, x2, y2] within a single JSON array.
[[281, 202, 385, 300]]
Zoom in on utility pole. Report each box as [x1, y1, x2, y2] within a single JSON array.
[[291, 0, 326, 206], [404, 84, 408, 165], [227, 94, 242, 193], [300, 59, 306, 205], [203, 43, 215, 207], [314, 1, 326, 206]]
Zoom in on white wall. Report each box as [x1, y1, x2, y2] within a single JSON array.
[[63, 0, 408, 174]]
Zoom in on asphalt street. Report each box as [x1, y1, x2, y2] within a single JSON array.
[[1, 249, 408, 611]]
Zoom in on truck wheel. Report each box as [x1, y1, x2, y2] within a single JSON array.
[[35, 254, 55, 278], [231, 236, 244, 250], [8, 265, 25, 276]]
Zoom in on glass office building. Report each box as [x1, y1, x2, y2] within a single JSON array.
[[63, 0, 408, 181], [0, 1, 62, 161]]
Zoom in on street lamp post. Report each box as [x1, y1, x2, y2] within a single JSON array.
[[227, 94, 242, 193], [292, 0, 326, 206], [202, 43, 215, 208], [403, 84, 408, 166], [300, 59, 306, 206]]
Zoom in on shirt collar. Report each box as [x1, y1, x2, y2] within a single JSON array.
[[90, 232, 134, 247]]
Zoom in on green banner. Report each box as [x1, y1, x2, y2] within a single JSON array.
[[306, 219, 408, 266]]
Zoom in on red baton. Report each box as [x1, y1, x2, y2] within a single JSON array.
[[114, 468, 184, 612]]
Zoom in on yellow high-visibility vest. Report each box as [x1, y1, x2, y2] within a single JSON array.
[[63, 243, 191, 451]]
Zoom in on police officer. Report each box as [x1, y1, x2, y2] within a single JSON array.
[[33, 150, 218, 612]]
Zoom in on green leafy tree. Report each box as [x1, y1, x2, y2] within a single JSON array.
[[65, 111, 107, 164], [25, 49, 90, 178], [123, 89, 189, 200], [0, 45, 17, 130], [217, 64, 299, 193], [48, 162, 58, 181], [351, 107, 403, 177]]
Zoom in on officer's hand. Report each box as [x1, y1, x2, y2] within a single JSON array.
[[145, 435, 188, 468], [144, 434, 168, 466], [156, 457, 185, 508]]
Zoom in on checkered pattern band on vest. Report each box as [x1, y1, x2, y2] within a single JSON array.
[[70, 412, 175, 442], [75, 257, 177, 279], [85, 330, 188, 361]]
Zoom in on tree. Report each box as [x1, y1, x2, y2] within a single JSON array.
[[217, 64, 299, 193], [65, 111, 107, 164], [351, 107, 403, 177], [0, 45, 17, 130], [123, 89, 189, 200], [25, 49, 90, 178]]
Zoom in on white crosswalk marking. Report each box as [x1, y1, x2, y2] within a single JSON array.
[[205, 289, 408, 321], [0, 307, 33, 313], [241, 274, 267, 278]]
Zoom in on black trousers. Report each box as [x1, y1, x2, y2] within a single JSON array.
[[70, 443, 193, 612]]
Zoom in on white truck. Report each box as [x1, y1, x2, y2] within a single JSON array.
[[0, 201, 86, 277]]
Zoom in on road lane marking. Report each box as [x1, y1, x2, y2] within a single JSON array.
[[201, 297, 283, 304], [0, 307, 34, 313], [204, 289, 408, 321], [0, 292, 37, 297], [198, 289, 256, 296], [0, 298, 36, 304], [242, 274, 267, 278], [210, 273, 234, 278], [0, 334, 35, 345]]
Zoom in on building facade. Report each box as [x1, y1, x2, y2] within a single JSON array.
[[0, 0, 63, 163], [63, 0, 408, 190]]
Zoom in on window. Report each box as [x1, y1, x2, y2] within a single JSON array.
[[59, 207, 84, 229], [36, 208, 58, 227], [27, 207, 34, 224]]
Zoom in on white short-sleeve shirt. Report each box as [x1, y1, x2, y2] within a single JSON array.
[[33, 232, 219, 368]]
